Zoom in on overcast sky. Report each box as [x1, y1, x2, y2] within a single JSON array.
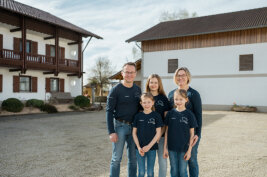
[[17, 0, 267, 83]]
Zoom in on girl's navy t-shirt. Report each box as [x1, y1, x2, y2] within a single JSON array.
[[133, 111, 163, 150], [165, 108, 198, 152]]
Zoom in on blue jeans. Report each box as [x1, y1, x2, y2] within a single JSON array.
[[169, 150, 188, 177], [136, 149, 156, 177], [110, 120, 137, 177], [157, 137, 167, 177], [188, 137, 200, 177]]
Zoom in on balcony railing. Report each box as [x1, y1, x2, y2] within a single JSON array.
[[1, 49, 21, 60], [0, 49, 79, 72]]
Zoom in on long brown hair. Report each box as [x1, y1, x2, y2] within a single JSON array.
[[145, 74, 166, 96]]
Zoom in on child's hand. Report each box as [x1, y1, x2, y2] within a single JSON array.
[[142, 145, 151, 152], [163, 148, 169, 159], [184, 150, 191, 161], [138, 147, 145, 156]]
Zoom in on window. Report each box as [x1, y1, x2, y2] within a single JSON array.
[[19, 76, 31, 92], [50, 78, 59, 92], [168, 59, 178, 73], [50, 46, 56, 57], [239, 54, 253, 71], [19, 40, 31, 53]]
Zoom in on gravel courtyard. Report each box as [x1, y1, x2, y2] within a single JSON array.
[[0, 110, 267, 177]]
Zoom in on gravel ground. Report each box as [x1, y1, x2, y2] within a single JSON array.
[[0, 110, 267, 177]]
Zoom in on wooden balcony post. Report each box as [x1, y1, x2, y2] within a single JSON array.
[[21, 16, 26, 74], [55, 27, 59, 76], [78, 36, 82, 78]]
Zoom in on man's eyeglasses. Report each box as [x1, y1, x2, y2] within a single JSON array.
[[123, 71, 136, 75]]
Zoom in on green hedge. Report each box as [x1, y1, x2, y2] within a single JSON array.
[[74, 95, 90, 108], [2, 98, 24, 112], [26, 99, 44, 109], [40, 104, 58, 113]]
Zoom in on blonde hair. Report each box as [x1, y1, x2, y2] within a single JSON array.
[[145, 74, 166, 96], [174, 89, 188, 107], [173, 67, 191, 85], [140, 92, 155, 111]]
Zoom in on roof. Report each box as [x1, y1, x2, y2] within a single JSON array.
[[109, 59, 141, 80], [126, 7, 267, 42], [0, 0, 102, 39]]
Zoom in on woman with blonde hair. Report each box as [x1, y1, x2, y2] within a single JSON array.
[[168, 67, 202, 177], [145, 74, 172, 177]]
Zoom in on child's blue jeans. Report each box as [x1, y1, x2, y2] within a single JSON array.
[[136, 149, 156, 177], [169, 150, 188, 177]]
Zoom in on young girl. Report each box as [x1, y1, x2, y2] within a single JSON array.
[[145, 74, 172, 177], [132, 93, 163, 177], [163, 89, 198, 177]]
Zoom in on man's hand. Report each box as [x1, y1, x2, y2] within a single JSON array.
[[192, 135, 199, 147], [163, 148, 169, 159], [109, 133, 118, 143]]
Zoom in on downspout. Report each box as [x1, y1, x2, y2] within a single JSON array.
[[81, 36, 92, 95], [135, 42, 144, 89]]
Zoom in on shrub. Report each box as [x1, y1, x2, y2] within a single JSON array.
[[95, 96, 107, 103], [68, 105, 79, 111], [26, 99, 44, 109], [74, 95, 90, 108], [40, 104, 58, 113], [2, 98, 24, 112]]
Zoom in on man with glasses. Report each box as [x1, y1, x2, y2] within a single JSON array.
[[106, 62, 141, 177]]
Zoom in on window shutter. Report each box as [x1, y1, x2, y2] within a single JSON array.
[[46, 44, 51, 56], [32, 41, 38, 55], [32, 77, 37, 92], [13, 76, 19, 92], [60, 47, 65, 59], [168, 59, 178, 73], [239, 54, 253, 71], [59, 78, 64, 92], [46, 78, 50, 92], [0, 75, 2, 92], [13, 37, 20, 53], [0, 34, 3, 50]]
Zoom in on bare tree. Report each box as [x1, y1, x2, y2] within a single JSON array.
[[159, 9, 197, 22], [87, 57, 114, 105]]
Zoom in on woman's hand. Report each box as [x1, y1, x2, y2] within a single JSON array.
[[142, 145, 151, 153], [192, 135, 199, 147], [184, 150, 191, 161], [163, 148, 169, 159]]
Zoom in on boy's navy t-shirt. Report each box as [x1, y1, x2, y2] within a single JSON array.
[[106, 83, 141, 134], [165, 108, 198, 152], [133, 111, 163, 150]]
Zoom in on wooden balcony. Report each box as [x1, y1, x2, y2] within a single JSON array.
[[0, 49, 79, 73]]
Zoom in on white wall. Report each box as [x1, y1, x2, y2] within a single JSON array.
[[143, 42, 267, 107], [0, 67, 82, 101]]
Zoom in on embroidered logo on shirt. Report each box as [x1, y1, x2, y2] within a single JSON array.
[[139, 119, 144, 122], [171, 117, 176, 120], [156, 100, 164, 107], [180, 117, 188, 124], [134, 92, 141, 98], [148, 118, 155, 124], [125, 96, 130, 98]]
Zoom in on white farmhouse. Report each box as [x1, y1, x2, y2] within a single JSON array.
[[127, 7, 267, 112], [0, 0, 102, 102]]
